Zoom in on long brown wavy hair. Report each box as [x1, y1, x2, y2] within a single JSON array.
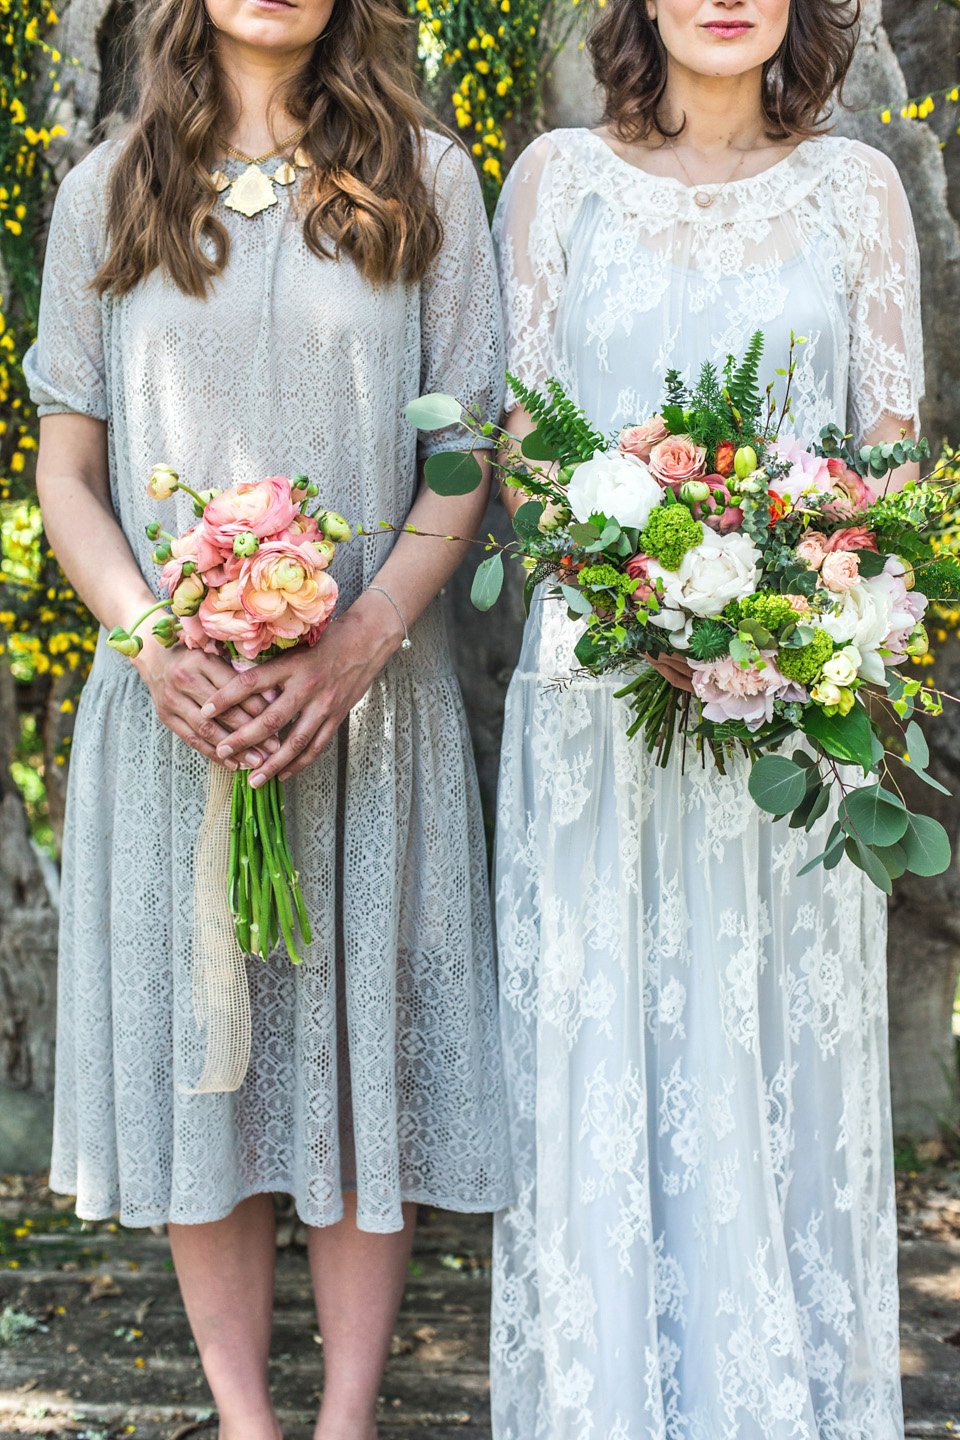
[[94, 0, 443, 298], [589, 0, 861, 143]]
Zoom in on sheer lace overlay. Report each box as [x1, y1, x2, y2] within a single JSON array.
[[490, 129, 920, 1439], [24, 133, 514, 1232]]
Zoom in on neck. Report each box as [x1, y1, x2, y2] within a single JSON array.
[[658, 59, 768, 154], [214, 34, 311, 155]]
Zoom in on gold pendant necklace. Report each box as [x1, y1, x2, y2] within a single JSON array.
[[211, 127, 310, 218], [669, 142, 748, 209]]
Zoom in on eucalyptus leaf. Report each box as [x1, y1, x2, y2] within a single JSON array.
[[797, 820, 844, 876], [900, 813, 952, 876], [873, 841, 907, 880], [841, 784, 908, 848], [521, 429, 560, 462], [904, 718, 930, 772], [804, 783, 832, 831], [424, 450, 484, 496], [801, 703, 874, 772], [560, 584, 594, 616], [470, 552, 504, 612], [748, 755, 809, 816], [843, 835, 893, 895], [569, 522, 601, 546], [513, 500, 545, 541], [405, 392, 463, 431]]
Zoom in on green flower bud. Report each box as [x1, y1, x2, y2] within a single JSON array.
[[557, 462, 582, 489], [171, 573, 206, 616], [106, 627, 143, 658], [152, 543, 173, 564], [233, 531, 260, 558], [320, 511, 352, 544], [306, 483, 320, 498], [145, 521, 163, 541], [181, 560, 197, 576], [734, 446, 758, 481], [152, 616, 181, 648], [146, 464, 179, 501], [906, 624, 929, 657], [679, 480, 711, 506], [291, 474, 309, 490], [312, 539, 336, 566]]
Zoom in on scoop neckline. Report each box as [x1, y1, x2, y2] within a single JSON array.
[[583, 128, 816, 195]]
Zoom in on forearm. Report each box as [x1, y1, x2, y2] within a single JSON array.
[[349, 455, 493, 643], [36, 415, 155, 635]]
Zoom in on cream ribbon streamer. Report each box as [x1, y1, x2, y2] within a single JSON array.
[[185, 761, 252, 1094]]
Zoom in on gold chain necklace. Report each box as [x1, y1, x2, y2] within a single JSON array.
[[211, 126, 310, 218], [669, 141, 748, 210]]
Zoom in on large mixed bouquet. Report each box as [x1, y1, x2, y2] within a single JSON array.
[[407, 334, 959, 892], [108, 467, 352, 962]]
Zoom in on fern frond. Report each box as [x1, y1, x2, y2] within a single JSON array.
[[723, 330, 765, 434], [506, 373, 606, 464]]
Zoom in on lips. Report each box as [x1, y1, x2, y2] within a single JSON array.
[[702, 22, 754, 36]]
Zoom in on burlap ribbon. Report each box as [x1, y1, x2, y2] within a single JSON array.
[[184, 761, 252, 1094]]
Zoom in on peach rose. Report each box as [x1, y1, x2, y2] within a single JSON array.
[[796, 532, 828, 570], [785, 594, 811, 614], [820, 550, 861, 593], [203, 476, 297, 547], [714, 441, 736, 479], [625, 552, 655, 601], [648, 435, 707, 487], [823, 525, 878, 553], [619, 417, 668, 464]]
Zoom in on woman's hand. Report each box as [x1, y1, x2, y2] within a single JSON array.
[[644, 652, 696, 695], [197, 592, 404, 786], [135, 641, 281, 768]]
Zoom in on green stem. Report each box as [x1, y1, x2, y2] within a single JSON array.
[[127, 598, 172, 639], [271, 779, 311, 945], [173, 481, 210, 510], [257, 784, 302, 964]]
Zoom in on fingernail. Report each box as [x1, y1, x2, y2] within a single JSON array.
[[244, 751, 262, 767], [201, 702, 215, 718], [250, 772, 265, 789], [217, 743, 233, 758], [265, 738, 280, 753], [224, 760, 238, 771]]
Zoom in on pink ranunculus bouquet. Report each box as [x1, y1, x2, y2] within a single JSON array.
[[108, 468, 353, 965]]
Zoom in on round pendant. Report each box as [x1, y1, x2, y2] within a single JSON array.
[[694, 190, 715, 209]]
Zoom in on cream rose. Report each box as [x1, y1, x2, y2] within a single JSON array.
[[566, 449, 663, 530], [820, 550, 861, 593], [821, 645, 861, 688]]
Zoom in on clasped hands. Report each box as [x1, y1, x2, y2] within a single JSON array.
[[138, 600, 401, 786]]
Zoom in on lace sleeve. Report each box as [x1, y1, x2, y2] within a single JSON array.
[[845, 143, 924, 442], [492, 134, 568, 411], [23, 146, 109, 420], [418, 137, 505, 458]]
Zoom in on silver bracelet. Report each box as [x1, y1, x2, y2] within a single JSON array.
[[368, 584, 411, 650]]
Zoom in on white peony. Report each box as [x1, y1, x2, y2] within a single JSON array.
[[819, 580, 892, 684], [566, 449, 664, 530], [647, 525, 761, 649]]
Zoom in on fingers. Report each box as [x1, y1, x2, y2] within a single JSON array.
[[247, 707, 338, 788], [162, 711, 237, 768], [200, 660, 286, 720], [221, 704, 282, 754], [215, 696, 300, 760]]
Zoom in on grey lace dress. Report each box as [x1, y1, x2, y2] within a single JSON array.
[[24, 131, 514, 1232]]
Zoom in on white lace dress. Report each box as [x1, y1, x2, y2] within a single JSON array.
[[23, 132, 514, 1232], [490, 130, 923, 1440]]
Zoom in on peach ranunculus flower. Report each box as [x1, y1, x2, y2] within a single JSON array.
[[619, 417, 668, 464], [280, 513, 322, 546], [203, 476, 298, 547], [823, 524, 878, 554], [820, 550, 861, 593], [795, 532, 828, 570], [235, 539, 338, 658], [195, 578, 264, 658], [649, 435, 708, 487], [160, 522, 233, 596]]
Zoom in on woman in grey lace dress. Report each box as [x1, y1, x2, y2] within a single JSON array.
[[24, 0, 512, 1434]]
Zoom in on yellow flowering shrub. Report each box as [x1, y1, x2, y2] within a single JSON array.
[[414, 0, 581, 213], [0, 1, 92, 695]]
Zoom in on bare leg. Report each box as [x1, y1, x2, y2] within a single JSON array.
[[168, 1193, 281, 1440], [309, 1192, 417, 1440]]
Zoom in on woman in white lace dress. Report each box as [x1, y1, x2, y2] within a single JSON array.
[[25, 0, 512, 1435], [491, 2, 922, 1436]]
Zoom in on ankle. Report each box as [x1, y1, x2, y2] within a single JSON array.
[[313, 1405, 377, 1440], [216, 1404, 282, 1440]]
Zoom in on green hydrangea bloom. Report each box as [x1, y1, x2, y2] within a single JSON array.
[[776, 626, 834, 683], [639, 505, 702, 571], [578, 563, 638, 604], [736, 592, 798, 632]]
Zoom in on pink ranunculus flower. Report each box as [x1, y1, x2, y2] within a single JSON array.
[[176, 610, 221, 654], [694, 477, 744, 535], [280, 513, 322, 547], [823, 524, 878, 554], [160, 522, 232, 595], [648, 434, 708, 487], [235, 539, 338, 658], [196, 578, 264, 658], [689, 651, 807, 732], [203, 476, 298, 547], [822, 458, 874, 519], [619, 417, 668, 464], [820, 550, 861, 593], [795, 532, 828, 570]]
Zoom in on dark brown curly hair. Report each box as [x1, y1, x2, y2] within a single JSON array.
[[588, 0, 861, 142], [95, 0, 443, 298]]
